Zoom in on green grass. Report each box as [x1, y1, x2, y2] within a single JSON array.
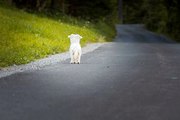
[[0, 5, 115, 67]]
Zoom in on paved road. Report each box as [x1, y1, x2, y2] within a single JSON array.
[[0, 25, 180, 120]]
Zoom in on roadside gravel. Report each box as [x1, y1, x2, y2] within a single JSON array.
[[0, 43, 107, 78]]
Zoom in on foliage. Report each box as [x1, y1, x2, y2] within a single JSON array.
[[123, 0, 180, 42], [1, 0, 118, 22], [65, 0, 118, 20]]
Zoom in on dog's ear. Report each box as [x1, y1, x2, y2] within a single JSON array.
[[78, 35, 83, 39], [68, 34, 73, 38]]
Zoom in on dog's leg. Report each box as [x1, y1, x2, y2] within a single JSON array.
[[77, 52, 81, 64], [73, 51, 79, 64], [70, 50, 74, 64]]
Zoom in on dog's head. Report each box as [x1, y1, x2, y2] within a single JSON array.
[[68, 34, 82, 44]]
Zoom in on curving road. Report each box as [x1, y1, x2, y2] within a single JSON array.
[[0, 25, 180, 120]]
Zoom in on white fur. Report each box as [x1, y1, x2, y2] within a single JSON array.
[[68, 34, 82, 64]]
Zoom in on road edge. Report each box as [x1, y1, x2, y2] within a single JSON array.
[[0, 42, 107, 78]]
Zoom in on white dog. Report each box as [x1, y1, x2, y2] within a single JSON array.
[[68, 34, 82, 64]]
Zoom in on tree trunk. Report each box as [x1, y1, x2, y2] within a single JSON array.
[[50, 0, 65, 12], [7, 0, 13, 5], [36, 0, 47, 12], [118, 0, 123, 23]]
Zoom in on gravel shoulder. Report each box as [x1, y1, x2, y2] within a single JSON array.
[[0, 43, 107, 78]]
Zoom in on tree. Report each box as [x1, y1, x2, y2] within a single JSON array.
[[123, 0, 180, 41], [66, 0, 118, 20], [7, 0, 13, 5], [50, 0, 65, 13], [118, 0, 123, 23]]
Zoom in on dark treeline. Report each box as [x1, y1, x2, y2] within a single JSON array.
[[1, 0, 179, 41], [2, 0, 118, 22], [123, 0, 180, 41]]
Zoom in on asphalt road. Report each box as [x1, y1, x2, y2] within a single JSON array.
[[0, 25, 180, 120]]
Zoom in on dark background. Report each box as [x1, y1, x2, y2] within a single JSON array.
[[0, 0, 179, 41]]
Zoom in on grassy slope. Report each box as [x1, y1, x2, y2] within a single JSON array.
[[0, 6, 115, 67]]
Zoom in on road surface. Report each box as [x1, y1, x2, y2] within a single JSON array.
[[0, 25, 180, 120]]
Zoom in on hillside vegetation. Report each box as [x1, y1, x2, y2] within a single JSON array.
[[0, 5, 115, 67]]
